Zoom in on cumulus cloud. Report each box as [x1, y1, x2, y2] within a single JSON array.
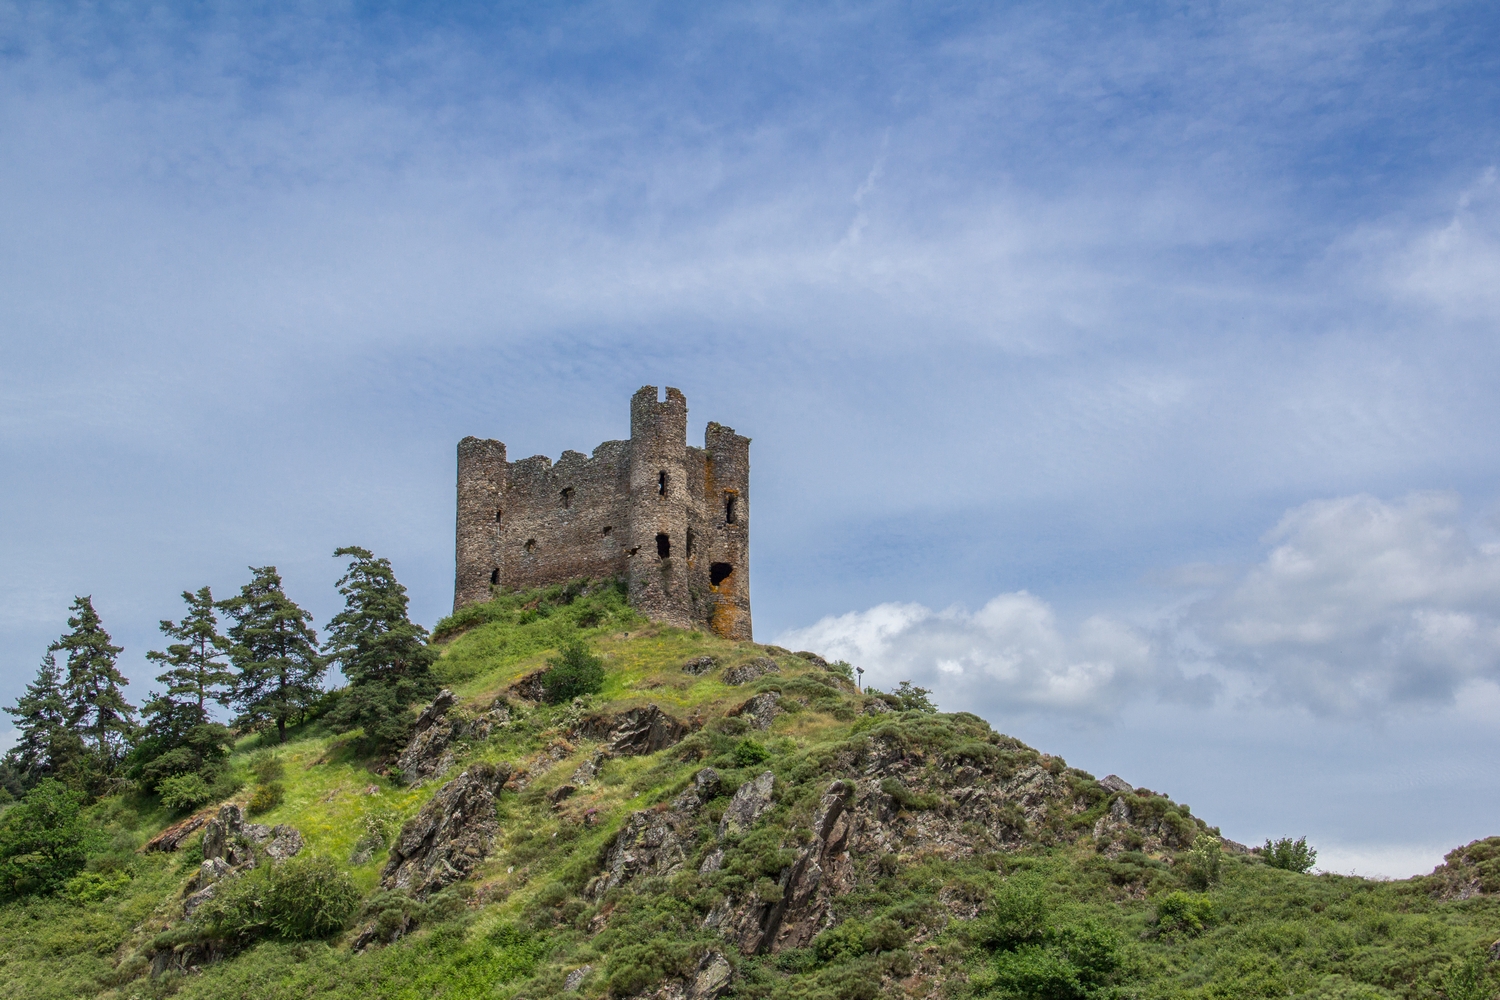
[[1186, 492, 1500, 713], [778, 591, 1181, 718], [782, 493, 1500, 720]]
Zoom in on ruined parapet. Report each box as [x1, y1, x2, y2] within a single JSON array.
[[453, 386, 752, 640]]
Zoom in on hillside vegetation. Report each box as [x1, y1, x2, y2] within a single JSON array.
[[3, 581, 1499, 1000]]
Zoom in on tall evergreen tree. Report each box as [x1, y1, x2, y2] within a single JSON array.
[[218, 566, 325, 743], [323, 546, 438, 750], [2, 654, 82, 789], [145, 587, 233, 719], [49, 597, 135, 771]]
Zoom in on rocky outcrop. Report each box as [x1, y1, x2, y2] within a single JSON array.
[[1091, 788, 1199, 856], [1422, 837, 1500, 900], [1099, 774, 1132, 793], [395, 689, 510, 785], [586, 768, 722, 900], [579, 704, 693, 756], [199, 804, 302, 869], [718, 771, 774, 838], [682, 656, 719, 676], [381, 762, 510, 899], [730, 692, 781, 731], [723, 658, 780, 686]]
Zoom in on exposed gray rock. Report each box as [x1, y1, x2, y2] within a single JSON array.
[[1099, 774, 1132, 793], [201, 804, 275, 867], [570, 751, 606, 786], [722, 658, 780, 686], [264, 825, 304, 860], [699, 848, 725, 874], [689, 951, 733, 1000], [718, 771, 774, 839], [565, 965, 594, 991], [861, 698, 892, 715], [731, 692, 781, 731], [381, 762, 510, 898], [586, 768, 719, 899], [548, 784, 577, 807], [580, 704, 693, 756], [682, 656, 719, 676]]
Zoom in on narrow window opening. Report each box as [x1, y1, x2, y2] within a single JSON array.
[[658, 471, 668, 495], [656, 533, 671, 559], [489, 568, 500, 585], [602, 525, 613, 536], [725, 494, 738, 524], [628, 546, 640, 556], [524, 538, 537, 553], [495, 508, 503, 523], [710, 562, 733, 587], [686, 528, 695, 557], [560, 487, 574, 509]]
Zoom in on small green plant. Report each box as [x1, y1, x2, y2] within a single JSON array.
[[1443, 954, 1492, 1000], [196, 854, 360, 941], [63, 869, 132, 903], [248, 781, 285, 815], [250, 751, 286, 785], [827, 660, 855, 681], [1262, 836, 1316, 873], [1181, 833, 1222, 889], [157, 772, 213, 814], [542, 640, 606, 704], [1154, 891, 1216, 937], [733, 738, 771, 766]]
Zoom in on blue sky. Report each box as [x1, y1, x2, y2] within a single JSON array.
[[4, 1, 1500, 875]]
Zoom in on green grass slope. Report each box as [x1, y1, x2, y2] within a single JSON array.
[[3, 581, 1498, 1000]]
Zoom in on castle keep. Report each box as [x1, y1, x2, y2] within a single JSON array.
[[454, 386, 752, 640]]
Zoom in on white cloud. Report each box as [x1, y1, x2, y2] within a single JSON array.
[[782, 493, 1500, 720], [1187, 492, 1500, 713], [778, 591, 1167, 716], [1387, 169, 1500, 322]]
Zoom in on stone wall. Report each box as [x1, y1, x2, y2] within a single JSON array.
[[454, 386, 752, 640]]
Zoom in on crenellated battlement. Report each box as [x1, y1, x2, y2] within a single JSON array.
[[454, 387, 751, 640]]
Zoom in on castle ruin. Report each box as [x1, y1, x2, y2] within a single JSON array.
[[454, 386, 752, 640]]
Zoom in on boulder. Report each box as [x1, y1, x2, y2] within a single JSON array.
[[201, 804, 273, 867], [1098, 774, 1132, 794], [689, 951, 733, 1000], [381, 762, 510, 899], [565, 965, 594, 991], [682, 656, 718, 676], [731, 692, 781, 731], [580, 704, 693, 756], [722, 658, 780, 686], [718, 771, 774, 839]]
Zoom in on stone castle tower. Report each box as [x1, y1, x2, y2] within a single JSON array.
[[454, 386, 752, 640]]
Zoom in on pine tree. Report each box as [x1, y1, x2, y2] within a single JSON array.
[[145, 587, 233, 720], [218, 566, 325, 743], [323, 546, 438, 751], [49, 597, 135, 772], [2, 654, 82, 789]]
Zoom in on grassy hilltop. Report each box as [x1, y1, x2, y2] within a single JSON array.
[[3, 581, 1500, 1000]]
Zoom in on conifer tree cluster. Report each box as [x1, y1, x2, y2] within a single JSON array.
[[1, 547, 435, 817]]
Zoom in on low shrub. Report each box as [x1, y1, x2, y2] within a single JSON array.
[[542, 641, 606, 704], [1154, 891, 1216, 937], [733, 738, 771, 766], [250, 752, 286, 785], [1262, 836, 1316, 873], [1179, 833, 1222, 889], [196, 854, 360, 941], [248, 781, 285, 815], [158, 772, 214, 814]]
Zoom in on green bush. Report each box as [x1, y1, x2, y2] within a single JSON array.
[[157, 772, 214, 814], [197, 854, 360, 941], [1154, 891, 1216, 937], [1262, 836, 1317, 873], [733, 738, 771, 766], [1180, 833, 1222, 889], [63, 869, 132, 903], [250, 751, 286, 785], [248, 781, 285, 815], [541, 641, 606, 703], [977, 876, 1050, 951], [0, 779, 100, 898]]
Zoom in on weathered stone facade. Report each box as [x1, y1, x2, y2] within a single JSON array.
[[455, 386, 752, 640]]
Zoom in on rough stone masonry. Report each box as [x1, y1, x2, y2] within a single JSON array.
[[454, 386, 752, 640]]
